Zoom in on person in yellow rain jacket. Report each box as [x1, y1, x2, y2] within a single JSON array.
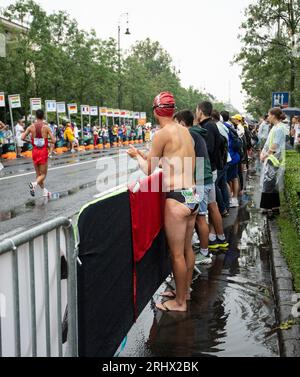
[[64, 123, 78, 153], [145, 127, 151, 143]]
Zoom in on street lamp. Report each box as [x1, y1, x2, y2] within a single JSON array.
[[117, 13, 130, 110]]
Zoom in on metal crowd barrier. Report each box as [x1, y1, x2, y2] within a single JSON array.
[[0, 217, 78, 357]]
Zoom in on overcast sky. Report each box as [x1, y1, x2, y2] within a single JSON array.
[[2, 0, 253, 112]]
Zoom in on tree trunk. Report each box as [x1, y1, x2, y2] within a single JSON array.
[[290, 57, 296, 107]]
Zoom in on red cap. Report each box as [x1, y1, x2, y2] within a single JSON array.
[[153, 92, 176, 118]]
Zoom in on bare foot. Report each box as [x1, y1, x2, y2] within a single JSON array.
[[160, 290, 191, 301], [156, 300, 187, 312], [160, 290, 176, 299]]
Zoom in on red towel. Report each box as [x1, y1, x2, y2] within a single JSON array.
[[129, 171, 165, 263]]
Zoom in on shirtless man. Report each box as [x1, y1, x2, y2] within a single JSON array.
[[22, 109, 56, 197], [127, 92, 199, 312]]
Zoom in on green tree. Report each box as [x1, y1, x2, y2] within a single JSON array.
[[235, 0, 300, 117], [0, 0, 236, 125]]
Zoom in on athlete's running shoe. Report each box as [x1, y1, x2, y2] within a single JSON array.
[[195, 253, 213, 265], [43, 188, 51, 198], [209, 238, 229, 251], [218, 238, 229, 249], [29, 182, 36, 197], [208, 239, 220, 250]]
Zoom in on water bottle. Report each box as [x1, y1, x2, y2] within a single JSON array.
[[51, 192, 60, 200]]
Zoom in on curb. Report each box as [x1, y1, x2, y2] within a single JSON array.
[[268, 219, 300, 357]]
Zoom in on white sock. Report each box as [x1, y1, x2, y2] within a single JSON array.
[[200, 249, 209, 257], [209, 233, 217, 242]]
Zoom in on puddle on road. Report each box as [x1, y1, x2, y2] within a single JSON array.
[[119, 178, 280, 357], [0, 167, 138, 223], [0, 182, 97, 222]]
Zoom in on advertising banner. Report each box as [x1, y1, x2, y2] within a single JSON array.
[[45, 100, 57, 112], [90, 106, 98, 116], [0, 92, 5, 107], [8, 94, 21, 109], [56, 102, 66, 114], [100, 107, 108, 116], [68, 104, 78, 114], [81, 105, 90, 115], [30, 98, 42, 112]]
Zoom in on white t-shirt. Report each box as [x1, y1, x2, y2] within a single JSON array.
[[74, 126, 79, 138], [15, 123, 24, 139], [294, 124, 300, 144], [217, 121, 232, 164]]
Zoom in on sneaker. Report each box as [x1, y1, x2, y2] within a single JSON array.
[[29, 182, 36, 197], [217, 238, 229, 249], [192, 242, 201, 251], [230, 198, 239, 208], [71, 149, 76, 153], [195, 253, 213, 265], [208, 239, 220, 250], [43, 189, 51, 198], [221, 210, 230, 218]]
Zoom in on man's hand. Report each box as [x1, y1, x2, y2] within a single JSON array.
[[260, 152, 266, 162], [127, 145, 139, 159], [137, 149, 148, 160]]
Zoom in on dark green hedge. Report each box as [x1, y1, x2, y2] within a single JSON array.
[[284, 151, 300, 237]]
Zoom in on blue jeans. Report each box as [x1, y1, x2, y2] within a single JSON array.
[[216, 165, 230, 214], [196, 184, 216, 216]]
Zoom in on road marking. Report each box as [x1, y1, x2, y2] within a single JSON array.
[[0, 153, 127, 181]]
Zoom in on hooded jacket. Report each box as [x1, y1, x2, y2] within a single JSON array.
[[200, 118, 222, 172], [189, 126, 213, 186]]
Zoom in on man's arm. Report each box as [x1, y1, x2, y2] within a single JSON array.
[[21, 126, 32, 141], [128, 131, 165, 175]]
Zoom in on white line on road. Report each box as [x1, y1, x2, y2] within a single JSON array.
[[0, 153, 127, 182]]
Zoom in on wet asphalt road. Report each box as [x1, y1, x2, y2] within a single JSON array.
[[0, 148, 145, 237]]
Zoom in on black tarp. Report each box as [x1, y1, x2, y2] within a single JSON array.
[[77, 190, 171, 357], [77, 191, 134, 357], [136, 231, 170, 317]]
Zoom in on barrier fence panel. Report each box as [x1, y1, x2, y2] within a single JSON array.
[[0, 217, 78, 357], [77, 181, 170, 357]]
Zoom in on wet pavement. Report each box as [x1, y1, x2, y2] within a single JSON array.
[[0, 147, 145, 236], [119, 170, 280, 357]]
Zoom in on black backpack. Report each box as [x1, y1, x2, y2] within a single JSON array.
[[216, 134, 228, 170]]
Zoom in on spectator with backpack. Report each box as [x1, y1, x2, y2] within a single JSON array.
[[196, 102, 229, 251], [220, 111, 241, 208], [211, 110, 231, 217], [174, 110, 213, 265], [231, 114, 248, 195]]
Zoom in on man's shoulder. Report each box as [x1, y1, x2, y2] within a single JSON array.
[[203, 119, 217, 130]]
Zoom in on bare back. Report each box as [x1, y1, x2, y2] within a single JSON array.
[[159, 121, 196, 191], [29, 122, 50, 139]]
